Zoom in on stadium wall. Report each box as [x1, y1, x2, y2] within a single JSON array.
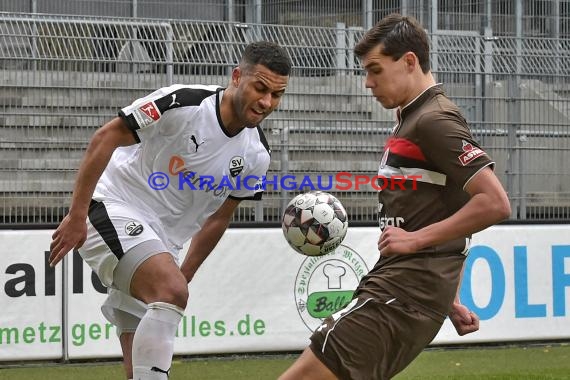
[[0, 225, 569, 361]]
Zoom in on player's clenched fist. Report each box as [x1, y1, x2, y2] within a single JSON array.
[[449, 303, 480, 336]]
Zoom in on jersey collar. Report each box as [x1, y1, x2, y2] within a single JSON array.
[[215, 88, 235, 137], [398, 83, 444, 121], [216, 88, 257, 138]]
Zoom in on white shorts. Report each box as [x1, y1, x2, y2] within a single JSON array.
[[78, 198, 179, 332]]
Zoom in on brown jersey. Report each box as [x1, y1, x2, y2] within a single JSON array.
[[356, 85, 494, 322]]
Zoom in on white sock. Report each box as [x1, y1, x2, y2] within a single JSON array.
[[132, 302, 184, 380], [133, 367, 169, 380]]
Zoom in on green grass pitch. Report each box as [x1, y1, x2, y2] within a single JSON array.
[[0, 344, 569, 379]]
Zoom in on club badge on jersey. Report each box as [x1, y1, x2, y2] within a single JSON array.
[[229, 156, 244, 177]]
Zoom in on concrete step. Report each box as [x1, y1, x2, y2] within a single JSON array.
[[1, 97, 374, 116], [0, 95, 124, 109], [0, 170, 75, 192], [0, 158, 81, 170], [0, 181, 74, 192], [263, 120, 393, 142], [277, 94, 373, 113], [268, 109, 373, 121], [0, 125, 97, 140], [0, 114, 108, 128], [2, 69, 173, 89], [0, 141, 88, 150], [0, 194, 70, 208], [2, 69, 365, 92], [0, 148, 85, 160], [526, 192, 570, 205]]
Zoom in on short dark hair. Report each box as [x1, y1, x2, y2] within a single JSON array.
[[354, 14, 430, 73], [240, 41, 292, 76]]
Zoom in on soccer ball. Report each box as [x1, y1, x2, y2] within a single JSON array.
[[281, 191, 348, 256]]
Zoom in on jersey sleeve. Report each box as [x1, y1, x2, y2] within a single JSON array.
[[118, 84, 219, 143], [416, 110, 494, 189]]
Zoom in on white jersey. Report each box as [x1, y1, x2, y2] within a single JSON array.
[[93, 84, 270, 250]]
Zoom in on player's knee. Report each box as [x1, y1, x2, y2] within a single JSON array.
[[157, 276, 189, 309], [171, 282, 189, 309]]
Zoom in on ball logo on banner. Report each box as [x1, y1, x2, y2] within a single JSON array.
[[294, 245, 368, 331]]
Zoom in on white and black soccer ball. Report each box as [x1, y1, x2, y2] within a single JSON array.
[[281, 191, 349, 256]]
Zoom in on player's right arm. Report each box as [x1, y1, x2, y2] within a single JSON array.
[[49, 117, 137, 267]]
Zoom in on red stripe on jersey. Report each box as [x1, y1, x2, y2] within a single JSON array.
[[385, 137, 426, 161]]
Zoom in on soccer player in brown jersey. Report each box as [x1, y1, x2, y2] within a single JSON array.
[[279, 14, 511, 380]]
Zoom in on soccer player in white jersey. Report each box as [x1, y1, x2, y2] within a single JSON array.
[[49, 41, 291, 380]]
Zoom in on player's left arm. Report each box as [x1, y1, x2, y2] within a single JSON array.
[[416, 165, 511, 250], [443, 169, 507, 336], [405, 168, 506, 333], [379, 165, 511, 255], [448, 262, 480, 335], [180, 197, 241, 282]]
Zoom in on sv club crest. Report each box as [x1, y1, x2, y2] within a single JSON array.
[[229, 156, 244, 177]]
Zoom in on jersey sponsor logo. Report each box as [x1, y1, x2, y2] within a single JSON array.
[[229, 156, 244, 177], [133, 101, 161, 129], [167, 155, 229, 198], [168, 155, 187, 175], [125, 221, 144, 236], [458, 139, 486, 166], [190, 134, 205, 152], [294, 245, 368, 332], [379, 216, 405, 230], [168, 93, 181, 109]]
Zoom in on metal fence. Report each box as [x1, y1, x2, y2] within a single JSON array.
[[1, 12, 569, 226], [3, 0, 570, 38]]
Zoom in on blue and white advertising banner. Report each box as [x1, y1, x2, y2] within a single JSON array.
[[435, 225, 570, 343], [0, 225, 569, 360]]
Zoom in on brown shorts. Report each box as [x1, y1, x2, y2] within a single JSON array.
[[309, 295, 442, 380]]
